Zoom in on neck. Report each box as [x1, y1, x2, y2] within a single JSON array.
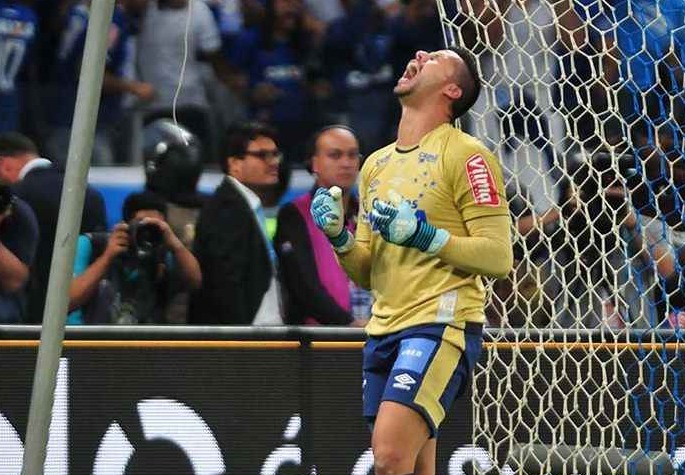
[[396, 102, 450, 149]]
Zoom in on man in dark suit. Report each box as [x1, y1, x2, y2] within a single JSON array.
[[0, 132, 107, 323], [189, 122, 283, 325]]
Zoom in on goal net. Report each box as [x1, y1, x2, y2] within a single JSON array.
[[437, 1, 685, 473]]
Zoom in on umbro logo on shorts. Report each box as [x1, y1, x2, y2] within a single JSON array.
[[392, 373, 417, 391]]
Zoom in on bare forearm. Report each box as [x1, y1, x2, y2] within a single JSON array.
[[103, 72, 135, 95], [171, 244, 203, 290], [436, 216, 514, 279], [337, 241, 372, 290], [0, 244, 29, 293], [69, 254, 112, 312]]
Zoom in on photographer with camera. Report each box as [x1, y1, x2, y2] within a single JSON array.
[[68, 191, 202, 324], [0, 185, 38, 323]]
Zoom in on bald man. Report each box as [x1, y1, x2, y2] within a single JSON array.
[[310, 47, 514, 475], [275, 125, 370, 326]]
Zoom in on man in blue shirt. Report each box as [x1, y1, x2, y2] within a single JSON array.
[[572, 0, 685, 147], [0, 1, 37, 133], [48, 0, 154, 165]]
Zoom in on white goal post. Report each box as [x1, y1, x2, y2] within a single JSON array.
[[437, 1, 685, 473]]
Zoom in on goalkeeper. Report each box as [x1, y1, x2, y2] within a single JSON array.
[[311, 47, 513, 475]]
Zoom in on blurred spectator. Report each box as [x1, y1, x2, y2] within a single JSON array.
[[275, 125, 370, 325], [0, 132, 107, 323], [47, 0, 153, 166], [322, 0, 395, 152], [486, 183, 560, 328], [303, 0, 344, 24], [551, 0, 620, 153], [138, 0, 245, 164], [622, 210, 685, 328], [142, 118, 206, 323], [189, 122, 283, 325], [0, 185, 38, 323], [0, 1, 38, 133], [251, 156, 291, 240], [488, 1, 583, 200], [227, 0, 320, 162], [608, 0, 685, 150], [388, 0, 442, 89], [611, 1, 684, 235], [205, 0, 265, 49], [68, 191, 202, 324]]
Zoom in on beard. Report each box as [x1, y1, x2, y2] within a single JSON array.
[[393, 82, 413, 98]]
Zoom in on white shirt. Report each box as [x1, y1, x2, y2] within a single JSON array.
[[137, 1, 221, 110], [227, 176, 283, 325], [19, 158, 52, 180]]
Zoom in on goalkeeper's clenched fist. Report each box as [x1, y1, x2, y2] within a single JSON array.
[[369, 197, 449, 255], [310, 186, 355, 252]]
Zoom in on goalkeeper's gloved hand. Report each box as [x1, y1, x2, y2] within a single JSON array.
[[310, 186, 355, 252], [369, 198, 449, 254]]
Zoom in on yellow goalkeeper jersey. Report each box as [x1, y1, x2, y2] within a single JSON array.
[[358, 123, 509, 336]]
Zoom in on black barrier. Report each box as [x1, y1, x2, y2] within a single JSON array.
[[1, 327, 684, 475], [0, 340, 475, 475]]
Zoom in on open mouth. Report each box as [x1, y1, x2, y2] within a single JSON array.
[[399, 61, 421, 83]]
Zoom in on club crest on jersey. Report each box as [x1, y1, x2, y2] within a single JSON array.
[[375, 154, 391, 169], [466, 154, 500, 206], [418, 152, 438, 163]]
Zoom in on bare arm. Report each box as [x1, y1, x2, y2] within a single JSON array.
[[0, 242, 29, 293], [102, 71, 155, 102], [517, 208, 560, 237], [142, 217, 202, 290], [69, 224, 129, 312], [168, 239, 203, 290]]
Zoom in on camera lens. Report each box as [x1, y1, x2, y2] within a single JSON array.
[[130, 221, 164, 260]]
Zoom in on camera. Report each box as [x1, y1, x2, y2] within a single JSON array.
[[128, 220, 165, 262], [571, 152, 685, 230]]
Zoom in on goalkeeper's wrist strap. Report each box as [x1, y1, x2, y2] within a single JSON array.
[[426, 228, 450, 255], [408, 222, 449, 255], [329, 229, 355, 254]]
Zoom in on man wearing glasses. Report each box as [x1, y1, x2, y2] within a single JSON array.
[[189, 122, 284, 325]]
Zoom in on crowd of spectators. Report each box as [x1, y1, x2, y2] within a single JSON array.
[[0, 0, 444, 165], [0, 0, 683, 330]]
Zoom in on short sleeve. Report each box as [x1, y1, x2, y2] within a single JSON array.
[[194, 1, 221, 53], [73, 235, 93, 277], [452, 147, 509, 222]]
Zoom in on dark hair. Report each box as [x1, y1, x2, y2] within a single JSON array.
[[122, 191, 168, 222], [0, 132, 39, 157], [262, 0, 306, 55], [305, 124, 360, 173], [448, 46, 481, 121], [221, 122, 278, 174]]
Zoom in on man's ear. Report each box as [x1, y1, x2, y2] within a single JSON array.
[[444, 83, 463, 101], [310, 155, 320, 176], [227, 156, 241, 177]]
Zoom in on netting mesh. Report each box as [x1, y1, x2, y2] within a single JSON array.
[[438, 1, 685, 473]]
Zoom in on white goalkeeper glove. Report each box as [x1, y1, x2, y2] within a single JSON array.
[[310, 186, 355, 252]]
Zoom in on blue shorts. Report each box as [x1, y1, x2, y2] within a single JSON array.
[[362, 323, 483, 438]]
